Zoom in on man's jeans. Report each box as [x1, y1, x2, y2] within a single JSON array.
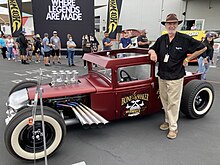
[[198, 56, 210, 80], [68, 50, 75, 65]]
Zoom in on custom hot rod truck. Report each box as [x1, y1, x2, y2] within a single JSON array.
[[4, 48, 214, 160]]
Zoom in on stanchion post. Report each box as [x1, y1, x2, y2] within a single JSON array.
[[31, 68, 48, 165]]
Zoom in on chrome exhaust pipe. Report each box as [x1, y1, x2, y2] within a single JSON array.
[[79, 103, 109, 125], [57, 103, 109, 129], [64, 118, 80, 126], [57, 104, 90, 129], [71, 106, 91, 129], [74, 105, 95, 125], [77, 104, 101, 125]]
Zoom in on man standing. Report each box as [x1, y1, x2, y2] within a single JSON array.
[[137, 29, 151, 49], [6, 35, 15, 60], [82, 34, 92, 68], [0, 34, 7, 59], [50, 31, 61, 64], [102, 31, 113, 50], [148, 13, 207, 139], [18, 31, 29, 64], [43, 33, 51, 66]]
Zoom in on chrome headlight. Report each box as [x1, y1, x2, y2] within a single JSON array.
[[7, 88, 29, 110], [5, 89, 29, 125]]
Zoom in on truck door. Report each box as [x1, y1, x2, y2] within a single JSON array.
[[115, 64, 153, 119]]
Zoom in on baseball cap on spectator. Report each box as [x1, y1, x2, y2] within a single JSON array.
[[36, 34, 41, 38], [206, 33, 213, 38], [53, 31, 57, 34], [44, 33, 48, 36]]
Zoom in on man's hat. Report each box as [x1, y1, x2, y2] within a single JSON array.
[[53, 31, 57, 34], [161, 13, 183, 25]]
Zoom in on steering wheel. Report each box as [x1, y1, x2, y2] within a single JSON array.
[[119, 70, 132, 82]]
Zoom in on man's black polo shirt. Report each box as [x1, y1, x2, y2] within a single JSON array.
[[150, 32, 205, 80], [137, 35, 149, 48]]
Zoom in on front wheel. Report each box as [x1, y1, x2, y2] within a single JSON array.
[[180, 80, 214, 119], [9, 80, 37, 96], [4, 106, 66, 160]]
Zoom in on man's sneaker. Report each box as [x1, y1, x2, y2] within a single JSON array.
[[167, 130, 178, 139], [57, 61, 61, 64], [159, 122, 169, 131], [8, 58, 11, 60]]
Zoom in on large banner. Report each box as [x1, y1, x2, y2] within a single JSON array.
[[107, 0, 123, 39], [8, 0, 22, 37], [32, 0, 94, 48]]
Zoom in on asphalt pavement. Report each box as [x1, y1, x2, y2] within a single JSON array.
[[0, 56, 220, 165]]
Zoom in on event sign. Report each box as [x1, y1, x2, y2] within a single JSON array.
[[32, 0, 94, 47]]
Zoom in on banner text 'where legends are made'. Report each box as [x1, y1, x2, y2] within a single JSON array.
[[46, 0, 82, 21]]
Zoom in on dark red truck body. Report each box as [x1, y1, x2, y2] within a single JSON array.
[[27, 48, 201, 121]]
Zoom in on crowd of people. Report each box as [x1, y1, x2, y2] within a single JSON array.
[[0, 30, 74, 66], [0, 24, 216, 76], [0, 28, 153, 68]]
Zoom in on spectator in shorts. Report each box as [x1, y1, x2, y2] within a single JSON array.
[[33, 34, 41, 63], [17, 31, 29, 64], [15, 37, 21, 61], [50, 31, 61, 64], [27, 39, 33, 62], [43, 33, 52, 66]]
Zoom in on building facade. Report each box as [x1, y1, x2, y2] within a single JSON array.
[[95, 0, 220, 40]]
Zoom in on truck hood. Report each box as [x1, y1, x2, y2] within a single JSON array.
[[27, 77, 96, 100]]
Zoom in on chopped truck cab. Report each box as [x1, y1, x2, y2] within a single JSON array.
[[4, 48, 214, 160]]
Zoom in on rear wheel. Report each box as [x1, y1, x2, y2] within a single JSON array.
[[4, 106, 66, 160], [181, 80, 214, 119]]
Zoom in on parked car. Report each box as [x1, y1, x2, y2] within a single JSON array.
[[4, 48, 214, 161]]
